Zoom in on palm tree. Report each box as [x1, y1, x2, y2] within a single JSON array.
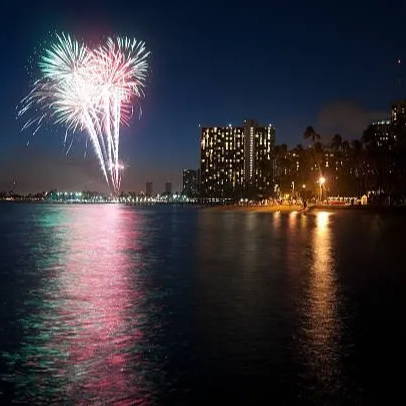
[[304, 126, 320, 143], [313, 141, 324, 154], [351, 139, 363, 154], [331, 134, 343, 151]]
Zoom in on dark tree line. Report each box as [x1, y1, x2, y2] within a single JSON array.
[[273, 124, 406, 203]]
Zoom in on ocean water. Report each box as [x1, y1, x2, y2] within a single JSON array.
[[0, 203, 405, 404]]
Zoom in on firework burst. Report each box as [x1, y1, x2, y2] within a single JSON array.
[[18, 33, 150, 193]]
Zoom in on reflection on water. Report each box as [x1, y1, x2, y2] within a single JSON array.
[[1, 205, 406, 404], [56, 206, 149, 404], [300, 211, 343, 398], [1, 205, 160, 404]]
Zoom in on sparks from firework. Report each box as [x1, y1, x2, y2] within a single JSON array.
[[18, 33, 150, 193]]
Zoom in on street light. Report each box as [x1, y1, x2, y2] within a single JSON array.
[[318, 176, 326, 202]]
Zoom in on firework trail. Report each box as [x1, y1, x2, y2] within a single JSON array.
[[18, 33, 150, 193]]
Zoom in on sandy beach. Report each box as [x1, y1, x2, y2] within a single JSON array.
[[207, 204, 304, 212]]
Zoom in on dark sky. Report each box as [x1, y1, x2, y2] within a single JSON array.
[[1, 0, 405, 193]]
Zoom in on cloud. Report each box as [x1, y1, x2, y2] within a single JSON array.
[[316, 101, 387, 140]]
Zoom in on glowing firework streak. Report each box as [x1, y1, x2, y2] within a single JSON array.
[[18, 33, 150, 193]]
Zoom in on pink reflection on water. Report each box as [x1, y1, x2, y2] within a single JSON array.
[[55, 205, 149, 405]]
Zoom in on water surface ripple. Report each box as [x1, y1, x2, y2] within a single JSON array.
[[0, 204, 405, 404]]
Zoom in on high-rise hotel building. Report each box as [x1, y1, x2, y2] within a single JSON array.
[[391, 100, 406, 125], [200, 120, 275, 198], [364, 100, 406, 149], [391, 100, 406, 143]]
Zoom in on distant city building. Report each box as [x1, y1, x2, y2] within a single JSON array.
[[391, 100, 406, 126], [391, 100, 406, 144], [164, 182, 172, 195], [182, 169, 200, 197], [200, 120, 275, 198], [273, 144, 357, 197], [363, 100, 406, 149], [145, 182, 153, 197], [367, 120, 394, 148]]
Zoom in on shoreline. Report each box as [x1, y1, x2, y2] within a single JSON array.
[[207, 204, 304, 212], [207, 203, 406, 213], [2, 200, 406, 213]]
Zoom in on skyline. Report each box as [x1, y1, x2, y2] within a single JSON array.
[[1, 1, 406, 193]]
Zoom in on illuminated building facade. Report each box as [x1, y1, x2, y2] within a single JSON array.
[[274, 146, 353, 196], [200, 120, 275, 198], [367, 120, 394, 147], [391, 100, 406, 126], [364, 100, 406, 149], [390, 100, 406, 145]]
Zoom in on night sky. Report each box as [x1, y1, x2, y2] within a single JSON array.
[[1, 0, 405, 193]]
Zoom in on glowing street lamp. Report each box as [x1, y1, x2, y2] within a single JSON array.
[[318, 176, 326, 202]]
